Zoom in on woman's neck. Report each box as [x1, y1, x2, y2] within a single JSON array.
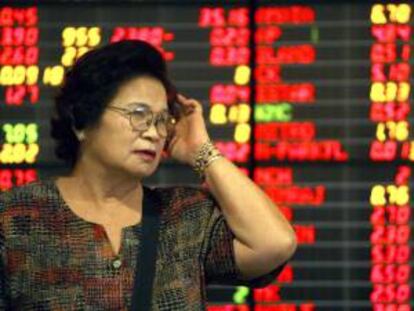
[[62, 160, 143, 209]]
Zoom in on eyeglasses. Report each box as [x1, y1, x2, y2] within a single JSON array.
[[106, 104, 176, 138]]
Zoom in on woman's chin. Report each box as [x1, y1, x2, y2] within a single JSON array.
[[126, 163, 158, 178]]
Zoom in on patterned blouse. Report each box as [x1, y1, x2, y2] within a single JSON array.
[[0, 177, 284, 310]]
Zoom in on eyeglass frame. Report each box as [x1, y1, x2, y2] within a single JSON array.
[[106, 103, 176, 138]]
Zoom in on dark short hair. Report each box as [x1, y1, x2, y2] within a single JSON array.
[[50, 40, 177, 169]]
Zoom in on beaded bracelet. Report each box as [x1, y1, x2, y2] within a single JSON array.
[[192, 140, 223, 179]]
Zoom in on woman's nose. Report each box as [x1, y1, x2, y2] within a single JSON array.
[[141, 120, 161, 141]]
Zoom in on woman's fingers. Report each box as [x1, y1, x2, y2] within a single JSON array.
[[176, 94, 200, 115], [177, 94, 199, 106], [179, 94, 204, 114], [177, 93, 187, 102]]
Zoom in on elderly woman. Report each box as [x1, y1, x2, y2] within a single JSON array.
[[0, 40, 296, 310]]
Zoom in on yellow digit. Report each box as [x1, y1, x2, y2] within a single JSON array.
[[370, 82, 386, 102], [210, 104, 227, 124], [371, 4, 387, 24], [61, 47, 77, 66], [51, 66, 64, 86], [385, 82, 397, 101], [234, 65, 250, 85], [234, 123, 251, 143], [0, 144, 13, 164], [14, 65, 26, 85], [396, 185, 409, 205], [13, 143, 26, 164], [76, 27, 88, 47], [370, 185, 386, 206], [26, 66, 39, 85], [62, 27, 77, 47], [395, 121, 409, 141], [88, 27, 101, 47], [376, 123, 386, 142], [77, 47, 89, 59], [238, 104, 251, 123], [25, 143, 39, 164], [228, 105, 238, 123], [397, 82, 410, 102], [0, 66, 13, 85]]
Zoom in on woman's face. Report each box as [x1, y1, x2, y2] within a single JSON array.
[[80, 75, 169, 179]]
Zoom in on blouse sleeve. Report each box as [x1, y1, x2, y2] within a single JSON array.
[[201, 193, 286, 289]]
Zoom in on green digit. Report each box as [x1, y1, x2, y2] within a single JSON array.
[[2, 123, 14, 143], [233, 286, 249, 304], [26, 123, 38, 144]]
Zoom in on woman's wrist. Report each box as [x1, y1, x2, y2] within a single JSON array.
[[191, 139, 223, 180]]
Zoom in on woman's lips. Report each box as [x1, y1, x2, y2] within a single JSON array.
[[133, 150, 156, 161]]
